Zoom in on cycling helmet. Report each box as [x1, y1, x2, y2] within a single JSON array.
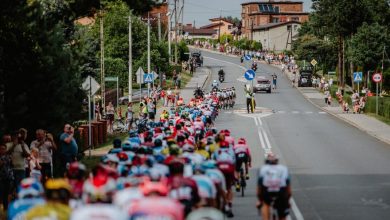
[[117, 152, 129, 162], [113, 138, 122, 148], [265, 153, 279, 165], [17, 178, 44, 199], [45, 178, 72, 201], [187, 207, 224, 220], [213, 80, 217, 83], [82, 175, 117, 204], [153, 138, 163, 148], [182, 143, 195, 153], [237, 138, 246, 145], [219, 140, 229, 148], [122, 141, 132, 151], [66, 162, 87, 180]]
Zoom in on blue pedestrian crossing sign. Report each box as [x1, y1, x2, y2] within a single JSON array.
[[244, 69, 256, 81], [353, 72, 362, 82], [244, 55, 251, 61], [144, 73, 153, 83]]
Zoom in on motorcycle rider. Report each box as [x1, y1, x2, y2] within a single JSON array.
[[251, 62, 257, 71], [218, 68, 225, 82]]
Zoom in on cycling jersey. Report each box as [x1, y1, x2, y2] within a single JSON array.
[[113, 188, 144, 210], [8, 198, 45, 220], [71, 204, 127, 220], [191, 174, 217, 200], [233, 144, 251, 156], [25, 202, 71, 220], [128, 197, 184, 220], [258, 164, 290, 192], [205, 168, 227, 192], [167, 176, 200, 215]]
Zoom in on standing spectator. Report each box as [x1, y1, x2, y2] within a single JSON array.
[[162, 73, 166, 87], [106, 102, 115, 133], [167, 88, 173, 107], [173, 70, 178, 87], [148, 99, 156, 121], [174, 86, 180, 106], [59, 124, 78, 176], [29, 147, 42, 181], [30, 129, 56, 181], [324, 89, 330, 105], [160, 89, 166, 107], [177, 73, 182, 89], [126, 102, 134, 131], [95, 102, 101, 120], [7, 129, 30, 185], [0, 143, 13, 210]]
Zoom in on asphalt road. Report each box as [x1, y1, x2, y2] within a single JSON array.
[[198, 50, 390, 220]]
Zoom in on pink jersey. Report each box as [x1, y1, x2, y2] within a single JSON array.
[[225, 136, 235, 146], [233, 144, 250, 156], [128, 197, 184, 220]]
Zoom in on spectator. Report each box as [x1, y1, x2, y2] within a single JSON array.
[[167, 88, 173, 107], [0, 143, 13, 210], [95, 102, 101, 120], [59, 124, 78, 176], [106, 102, 115, 133], [324, 89, 330, 105], [29, 147, 42, 181], [148, 99, 156, 121], [30, 129, 56, 181], [126, 102, 133, 131], [7, 129, 30, 185], [160, 89, 166, 107]]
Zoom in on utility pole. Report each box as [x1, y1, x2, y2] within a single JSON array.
[[141, 13, 156, 97], [381, 45, 385, 94], [174, 0, 178, 64], [218, 10, 222, 43], [128, 15, 132, 102], [100, 11, 105, 110], [158, 13, 162, 42]]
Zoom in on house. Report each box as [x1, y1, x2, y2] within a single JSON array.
[[183, 24, 217, 39], [199, 18, 234, 37], [252, 21, 301, 51], [241, 0, 309, 39]]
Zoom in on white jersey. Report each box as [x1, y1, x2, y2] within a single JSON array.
[[258, 164, 290, 192], [71, 204, 127, 220], [192, 174, 217, 199]]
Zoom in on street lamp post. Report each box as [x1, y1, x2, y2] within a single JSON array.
[[142, 13, 156, 97]]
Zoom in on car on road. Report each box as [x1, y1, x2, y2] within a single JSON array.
[[118, 96, 129, 105], [298, 69, 313, 87], [254, 76, 272, 93], [191, 52, 203, 67]]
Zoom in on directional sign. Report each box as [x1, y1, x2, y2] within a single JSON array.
[[372, 73, 382, 83], [151, 71, 158, 79], [311, 59, 318, 66], [244, 69, 256, 81], [105, 76, 118, 82], [144, 73, 153, 83], [353, 72, 363, 82], [82, 76, 100, 96], [136, 67, 145, 84], [244, 55, 252, 61]]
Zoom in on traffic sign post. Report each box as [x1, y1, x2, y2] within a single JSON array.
[[244, 55, 251, 61], [244, 69, 256, 92], [353, 72, 363, 93], [372, 73, 382, 115]]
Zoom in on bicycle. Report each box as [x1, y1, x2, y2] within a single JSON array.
[[112, 117, 128, 133], [239, 167, 247, 197]]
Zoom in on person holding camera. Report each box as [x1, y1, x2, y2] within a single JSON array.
[[59, 124, 78, 176], [30, 129, 56, 181], [6, 128, 30, 185]]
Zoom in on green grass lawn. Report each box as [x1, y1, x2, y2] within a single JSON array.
[[367, 113, 390, 126]]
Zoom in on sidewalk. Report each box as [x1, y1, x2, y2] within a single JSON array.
[[274, 63, 390, 145], [89, 67, 211, 156]]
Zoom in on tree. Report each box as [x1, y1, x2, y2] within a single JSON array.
[[348, 23, 389, 72]]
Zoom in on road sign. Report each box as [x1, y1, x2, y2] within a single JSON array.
[[244, 55, 251, 61], [372, 73, 382, 83], [82, 76, 100, 96], [151, 71, 158, 79], [105, 76, 118, 82], [353, 72, 363, 82], [136, 67, 145, 83], [328, 71, 336, 75], [144, 73, 153, 83], [311, 59, 318, 66], [244, 69, 256, 81]]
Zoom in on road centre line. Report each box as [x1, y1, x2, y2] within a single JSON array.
[[257, 117, 263, 125], [291, 198, 305, 220], [261, 128, 271, 150], [258, 129, 266, 150], [254, 117, 258, 126]]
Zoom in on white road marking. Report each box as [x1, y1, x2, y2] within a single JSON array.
[[262, 128, 271, 149], [254, 117, 258, 126], [318, 111, 327, 114], [292, 111, 300, 114], [257, 117, 263, 125], [277, 111, 286, 114], [305, 111, 313, 114], [291, 198, 305, 220], [205, 52, 305, 220], [257, 129, 266, 150]]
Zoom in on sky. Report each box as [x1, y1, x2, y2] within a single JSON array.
[[182, 0, 312, 27]]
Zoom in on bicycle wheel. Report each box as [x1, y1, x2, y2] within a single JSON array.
[[113, 120, 125, 132]]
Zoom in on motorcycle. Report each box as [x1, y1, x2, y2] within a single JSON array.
[[240, 56, 244, 63], [218, 74, 224, 83], [251, 63, 257, 72]]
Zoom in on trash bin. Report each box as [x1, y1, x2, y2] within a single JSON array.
[[99, 120, 108, 142], [92, 121, 104, 145]]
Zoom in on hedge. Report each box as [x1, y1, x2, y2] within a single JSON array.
[[365, 96, 390, 119]]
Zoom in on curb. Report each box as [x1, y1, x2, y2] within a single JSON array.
[[201, 67, 212, 90]]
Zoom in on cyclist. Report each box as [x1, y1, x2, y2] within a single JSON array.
[[257, 153, 291, 220], [271, 73, 277, 90], [192, 164, 217, 208], [8, 178, 45, 220], [211, 80, 219, 90], [25, 179, 72, 220], [234, 138, 252, 184]]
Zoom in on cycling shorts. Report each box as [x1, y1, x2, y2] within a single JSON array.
[[217, 161, 235, 189], [260, 187, 290, 218], [235, 152, 249, 172]]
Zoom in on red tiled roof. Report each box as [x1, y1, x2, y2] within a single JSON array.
[[252, 21, 301, 30], [209, 18, 233, 24], [199, 23, 221, 29]]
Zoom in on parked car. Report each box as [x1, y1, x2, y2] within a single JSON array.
[[254, 76, 271, 93], [118, 96, 129, 105], [191, 52, 203, 67]]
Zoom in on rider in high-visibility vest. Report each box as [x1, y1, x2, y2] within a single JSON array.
[[245, 86, 256, 113]]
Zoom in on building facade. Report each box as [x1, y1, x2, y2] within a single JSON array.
[[199, 18, 234, 37], [252, 21, 301, 52], [241, 1, 309, 39]]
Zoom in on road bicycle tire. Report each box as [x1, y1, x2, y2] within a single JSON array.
[[113, 120, 125, 132]]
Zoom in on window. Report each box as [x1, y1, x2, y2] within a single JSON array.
[[274, 6, 280, 13], [228, 25, 233, 30], [272, 18, 279, 23], [259, 4, 277, 13], [291, 17, 299, 21]]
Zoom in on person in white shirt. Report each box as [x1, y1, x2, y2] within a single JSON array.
[[30, 129, 56, 180]]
